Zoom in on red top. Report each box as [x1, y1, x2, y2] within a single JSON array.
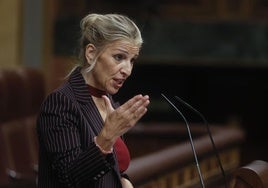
[[114, 137, 131, 173]]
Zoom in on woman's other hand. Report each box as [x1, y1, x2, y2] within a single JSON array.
[[121, 177, 134, 188]]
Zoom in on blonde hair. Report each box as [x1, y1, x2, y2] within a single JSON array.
[[71, 13, 143, 73]]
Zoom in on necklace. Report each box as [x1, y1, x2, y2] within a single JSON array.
[[88, 84, 107, 98]]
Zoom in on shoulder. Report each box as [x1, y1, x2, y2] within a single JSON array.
[[40, 82, 76, 112]]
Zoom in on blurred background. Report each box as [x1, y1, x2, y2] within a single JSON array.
[[0, 0, 268, 187]]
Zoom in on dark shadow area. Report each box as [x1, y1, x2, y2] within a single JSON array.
[[114, 63, 268, 165]]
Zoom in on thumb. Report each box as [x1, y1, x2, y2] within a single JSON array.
[[102, 95, 114, 113]]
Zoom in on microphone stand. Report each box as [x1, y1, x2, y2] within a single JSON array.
[[174, 96, 228, 188], [161, 93, 205, 188]]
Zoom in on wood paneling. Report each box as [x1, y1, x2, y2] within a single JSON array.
[[0, 0, 22, 68]]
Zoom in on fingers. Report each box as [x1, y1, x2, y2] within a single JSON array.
[[133, 96, 149, 119], [102, 95, 115, 113], [102, 94, 150, 138], [120, 94, 150, 121]]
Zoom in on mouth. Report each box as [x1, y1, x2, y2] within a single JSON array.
[[113, 78, 125, 89]]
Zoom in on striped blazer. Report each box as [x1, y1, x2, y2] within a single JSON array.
[[37, 68, 123, 188]]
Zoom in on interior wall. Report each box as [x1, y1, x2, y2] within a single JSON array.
[[0, 0, 22, 68]]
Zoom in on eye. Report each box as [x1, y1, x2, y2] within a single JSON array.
[[113, 54, 124, 61]]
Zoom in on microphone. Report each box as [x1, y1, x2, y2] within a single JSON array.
[[174, 95, 228, 188], [161, 93, 205, 188]]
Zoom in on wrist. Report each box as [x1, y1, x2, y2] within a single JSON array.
[[94, 136, 113, 154]]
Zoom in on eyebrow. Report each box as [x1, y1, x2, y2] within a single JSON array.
[[116, 48, 139, 57], [117, 48, 129, 54]]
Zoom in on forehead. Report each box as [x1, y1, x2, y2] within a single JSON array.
[[105, 40, 140, 55]]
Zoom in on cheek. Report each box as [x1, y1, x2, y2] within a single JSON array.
[[95, 63, 115, 81], [97, 55, 121, 76], [98, 55, 113, 69], [108, 67, 121, 77]]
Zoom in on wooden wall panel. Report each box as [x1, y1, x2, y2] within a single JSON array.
[[0, 0, 22, 68]]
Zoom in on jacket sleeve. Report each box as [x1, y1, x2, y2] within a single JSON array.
[[37, 91, 114, 187]]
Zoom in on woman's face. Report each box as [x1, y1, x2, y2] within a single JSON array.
[[87, 40, 140, 94]]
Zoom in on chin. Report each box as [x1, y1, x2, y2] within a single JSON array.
[[108, 89, 119, 95]]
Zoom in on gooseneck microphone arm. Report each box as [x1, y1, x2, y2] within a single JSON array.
[[174, 96, 227, 188], [161, 93, 205, 188]]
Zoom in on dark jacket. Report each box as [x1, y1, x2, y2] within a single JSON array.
[[37, 68, 122, 188]]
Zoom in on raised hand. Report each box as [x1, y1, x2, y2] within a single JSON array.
[[95, 94, 150, 152]]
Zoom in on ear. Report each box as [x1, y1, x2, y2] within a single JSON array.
[[85, 44, 96, 64]]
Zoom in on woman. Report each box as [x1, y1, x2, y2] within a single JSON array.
[[37, 13, 150, 188]]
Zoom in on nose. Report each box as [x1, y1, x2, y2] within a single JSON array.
[[120, 61, 133, 77]]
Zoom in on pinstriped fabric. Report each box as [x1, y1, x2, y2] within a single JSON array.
[[37, 68, 122, 188]]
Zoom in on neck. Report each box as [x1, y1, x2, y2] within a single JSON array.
[[88, 84, 107, 98]]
